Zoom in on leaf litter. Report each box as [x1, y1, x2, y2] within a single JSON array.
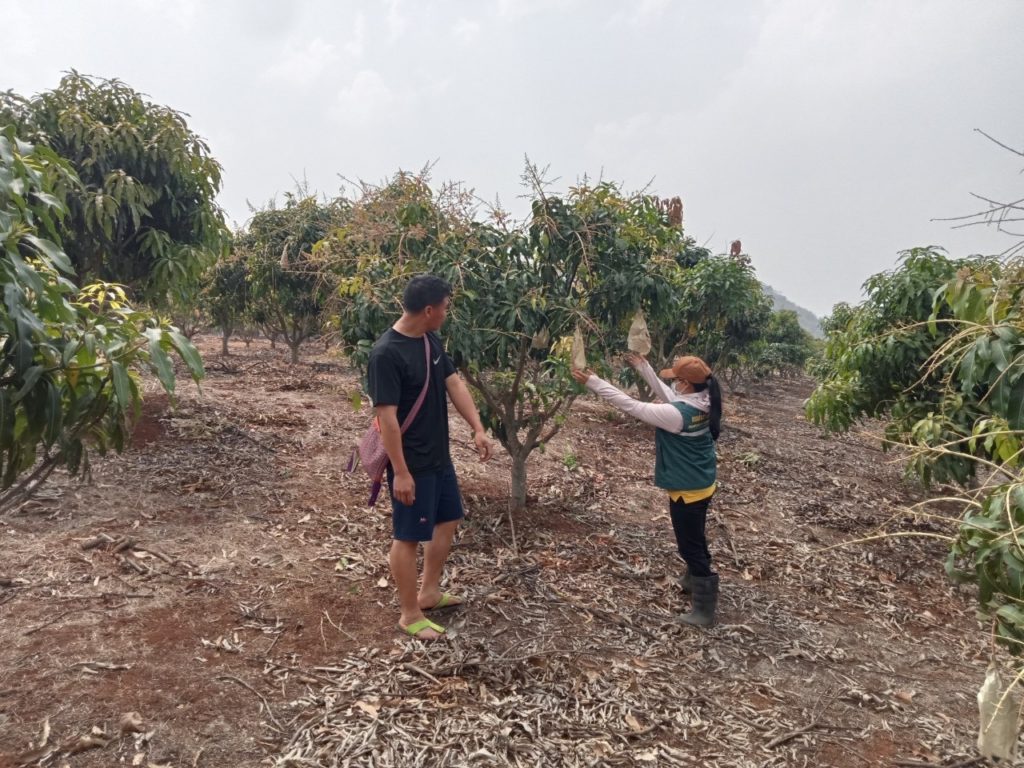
[[0, 335, 999, 767]]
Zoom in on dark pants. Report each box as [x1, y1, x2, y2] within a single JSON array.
[[669, 496, 716, 577]]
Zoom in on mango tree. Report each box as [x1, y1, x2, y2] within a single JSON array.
[[242, 195, 346, 364], [0, 72, 229, 304], [745, 309, 817, 379], [204, 256, 250, 355], [805, 140, 1024, 744], [328, 172, 682, 510], [935, 256, 1024, 660], [0, 128, 203, 513], [806, 247, 976, 482], [663, 253, 773, 390], [806, 243, 1024, 666]]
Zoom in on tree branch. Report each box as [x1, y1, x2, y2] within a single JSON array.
[[975, 128, 1024, 158]]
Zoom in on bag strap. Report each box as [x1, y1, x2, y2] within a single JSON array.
[[345, 335, 433, 481], [398, 334, 432, 433]]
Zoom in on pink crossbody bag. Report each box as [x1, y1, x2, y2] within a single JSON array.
[[347, 335, 431, 506]]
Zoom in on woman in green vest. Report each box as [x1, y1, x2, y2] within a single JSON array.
[[571, 353, 722, 627]]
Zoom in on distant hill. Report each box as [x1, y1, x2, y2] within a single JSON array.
[[763, 285, 823, 338]]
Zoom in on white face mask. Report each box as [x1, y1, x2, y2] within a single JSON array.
[[672, 380, 692, 396]]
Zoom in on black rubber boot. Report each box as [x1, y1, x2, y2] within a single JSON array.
[[679, 574, 719, 627], [678, 568, 693, 594]]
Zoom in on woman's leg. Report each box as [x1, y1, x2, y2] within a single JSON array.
[[669, 497, 715, 577]]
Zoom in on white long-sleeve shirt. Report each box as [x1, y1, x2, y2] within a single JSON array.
[[585, 361, 710, 433]]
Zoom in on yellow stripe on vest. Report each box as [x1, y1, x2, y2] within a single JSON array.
[[667, 484, 716, 504]]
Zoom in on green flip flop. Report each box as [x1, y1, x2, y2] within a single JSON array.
[[400, 617, 445, 639], [425, 593, 464, 611]]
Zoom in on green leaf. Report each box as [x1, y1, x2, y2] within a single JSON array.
[[14, 338, 34, 375], [44, 380, 61, 444], [110, 360, 131, 413], [23, 234, 72, 274], [991, 338, 1011, 373], [996, 603, 1024, 630], [167, 330, 204, 381], [12, 365, 45, 404], [145, 328, 176, 394]]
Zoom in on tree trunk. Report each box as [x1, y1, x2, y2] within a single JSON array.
[[289, 341, 300, 365], [510, 451, 528, 512], [221, 326, 231, 356], [636, 378, 654, 402]]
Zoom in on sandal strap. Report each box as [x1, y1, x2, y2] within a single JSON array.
[[433, 592, 462, 609], [403, 617, 445, 636]]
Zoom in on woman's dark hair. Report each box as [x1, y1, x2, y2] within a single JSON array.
[[692, 375, 723, 440], [403, 274, 452, 313]]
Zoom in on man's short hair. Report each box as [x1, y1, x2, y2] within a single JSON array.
[[402, 274, 452, 313]]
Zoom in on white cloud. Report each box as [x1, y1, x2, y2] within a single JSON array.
[[334, 70, 397, 125], [608, 0, 671, 28], [266, 37, 339, 84], [137, 0, 200, 30], [386, 0, 408, 42], [0, 3, 38, 60], [497, 0, 580, 19], [729, 0, 978, 97], [453, 18, 481, 44], [345, 13, 367, 59], [586, 112, 659, 158]]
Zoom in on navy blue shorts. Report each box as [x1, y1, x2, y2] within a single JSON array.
[[387, 463, 465, 542]]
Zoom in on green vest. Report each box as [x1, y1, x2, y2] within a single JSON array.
[[654, 401, 716, 491]]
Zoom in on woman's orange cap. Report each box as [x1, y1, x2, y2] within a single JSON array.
[[659, 355, 712, 383]]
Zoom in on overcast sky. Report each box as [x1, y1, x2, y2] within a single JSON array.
[[3, 0, 1022, 317]]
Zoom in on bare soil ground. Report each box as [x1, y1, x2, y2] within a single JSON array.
[[0, 334, 997, 767]]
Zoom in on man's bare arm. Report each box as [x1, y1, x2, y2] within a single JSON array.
[[376, 405, 415, 504], [445, 373, 493, 461]]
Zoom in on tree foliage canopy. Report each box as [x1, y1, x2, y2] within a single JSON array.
[[203, 255, 250, 354], [744, 309, 817, 378], [806, 247, 982, 482], [808, 242, 1024, 658], [1, 72, 229, 302], [0, 127, 203, 512], [239, 194, 347, 363], [671, 254, 774, 382]]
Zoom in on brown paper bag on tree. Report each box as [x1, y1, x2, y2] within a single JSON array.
[[627, 310, 652, 356], [571, 327, 587, 370]]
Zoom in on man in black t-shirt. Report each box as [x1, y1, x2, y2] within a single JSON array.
[[367, 274, 492, 641]]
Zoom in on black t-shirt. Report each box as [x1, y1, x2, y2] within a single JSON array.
[[366, 328, 457, 474]]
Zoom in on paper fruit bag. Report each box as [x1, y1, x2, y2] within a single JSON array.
[[572, 327, 587, 370], [627, 310, 652, 356], [978, 665, 1021, 760]]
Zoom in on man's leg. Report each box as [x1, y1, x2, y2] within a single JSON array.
[[419, 464, 466, 609], [388, 470, 443, 640], [419, 519, 459, 609], [390, 540, 430, 624]]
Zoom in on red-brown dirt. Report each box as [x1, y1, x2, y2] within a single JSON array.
[[0, 334, 994, 767]]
